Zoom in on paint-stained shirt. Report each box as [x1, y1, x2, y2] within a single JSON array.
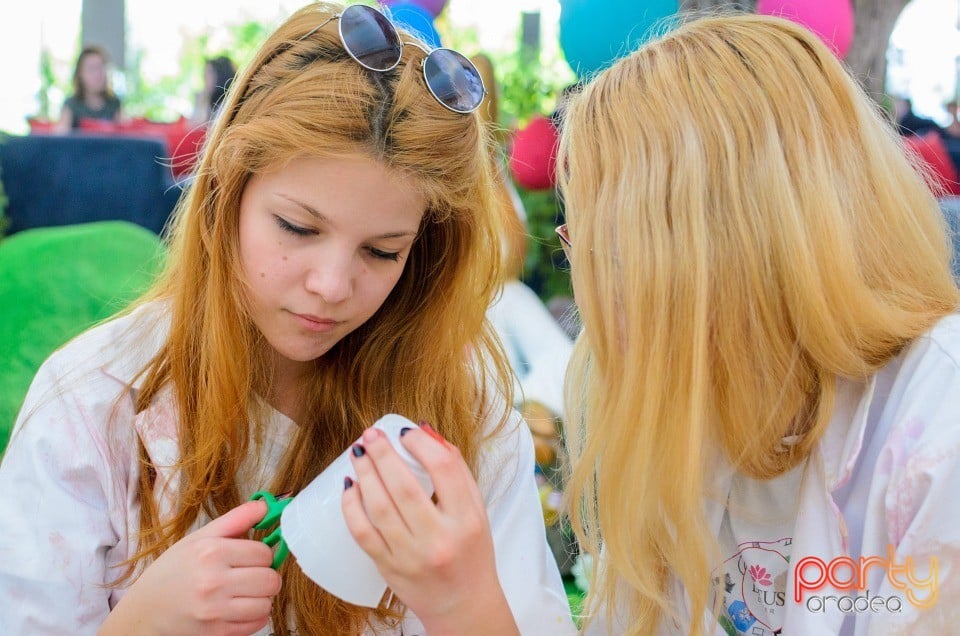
[[0, 302, 577, 635]]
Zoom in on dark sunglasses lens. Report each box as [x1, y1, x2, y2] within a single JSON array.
[[423, 49, 485, 113], [340, 5, 402, 71]]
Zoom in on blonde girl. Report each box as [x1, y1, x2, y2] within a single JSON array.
[[558, 13, 960, 636]]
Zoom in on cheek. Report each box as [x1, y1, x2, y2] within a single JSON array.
[[373, 269, 406, 306], [353, 268, 403, 317], [239, 218, 287, 283]]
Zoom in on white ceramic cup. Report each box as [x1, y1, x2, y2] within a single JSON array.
[[280, 413, 435, 607]]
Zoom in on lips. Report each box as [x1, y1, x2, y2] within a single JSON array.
[[296, 312, 337, 324], [291, 311, 341, 332]]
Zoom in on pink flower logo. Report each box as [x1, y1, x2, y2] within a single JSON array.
[[749, 565, 772, 586]]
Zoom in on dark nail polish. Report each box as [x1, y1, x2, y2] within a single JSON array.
[[344, 476, 353, 489], [352, 444, 365, 457], [400, 427, 412, 437]]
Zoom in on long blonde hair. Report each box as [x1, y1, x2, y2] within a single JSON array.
[[558, 13, 959, 634], [124, 3, 512, 633]]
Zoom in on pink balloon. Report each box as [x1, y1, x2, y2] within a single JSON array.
[[509, 116, 560, 191], [757, 0, 854, 59], [382, 0, 449, 19]]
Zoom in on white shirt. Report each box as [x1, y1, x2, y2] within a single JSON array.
[[585, 313, 960, 635], [487, 280, 574, 418], [713, 461, 805, 635], [0, 302, 576, 635]]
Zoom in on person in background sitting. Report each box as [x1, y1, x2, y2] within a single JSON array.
[[892, 95, 941, 137], [55, 45, 122, 133], [192, 55, 237, 126]]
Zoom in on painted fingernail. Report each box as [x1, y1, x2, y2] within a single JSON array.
[[344, 476, 353, 489], [420, 423, 445, 444], [351, 444, 365, 457], [400, 427, 412, 437]]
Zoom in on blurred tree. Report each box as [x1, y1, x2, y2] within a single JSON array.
[[845, 0, 911, 102]]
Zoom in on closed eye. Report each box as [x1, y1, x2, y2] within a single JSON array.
[[368, 247, 400, 262], [274, 215, 315, 237]]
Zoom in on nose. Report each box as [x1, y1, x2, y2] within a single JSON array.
[[304, 249, 355, 304]]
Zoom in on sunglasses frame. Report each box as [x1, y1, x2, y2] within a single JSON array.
[[555, 223, 571, 257], [306, 4, 486, 114]]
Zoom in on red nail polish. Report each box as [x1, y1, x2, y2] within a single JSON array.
[[420, 422, 445, 444]]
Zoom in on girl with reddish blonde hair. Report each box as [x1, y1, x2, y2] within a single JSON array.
[[0, 3, 574, 635]]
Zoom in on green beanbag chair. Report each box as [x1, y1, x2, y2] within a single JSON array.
[[0, 221, 165, 451]]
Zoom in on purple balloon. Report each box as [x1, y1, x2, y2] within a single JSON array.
[[382, 0, 449, 19]]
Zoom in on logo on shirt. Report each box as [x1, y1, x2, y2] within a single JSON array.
[[714, 537, 791, 635], [794, 544, 938, 614]]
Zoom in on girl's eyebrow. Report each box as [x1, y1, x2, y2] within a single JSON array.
[[276, 193, 418, 239]]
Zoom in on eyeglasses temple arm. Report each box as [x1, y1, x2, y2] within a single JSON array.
[[300, 14, 338, 42]]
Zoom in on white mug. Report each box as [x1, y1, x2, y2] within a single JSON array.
[[280, 413, 434, 607]]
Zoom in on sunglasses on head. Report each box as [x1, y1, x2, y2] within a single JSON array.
[[303, 3, 486, 114]]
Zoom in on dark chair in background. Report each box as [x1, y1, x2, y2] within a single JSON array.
[[0, 134, 182, 237]]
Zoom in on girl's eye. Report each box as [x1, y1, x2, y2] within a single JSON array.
[[274, 215, 315, 237], [368, 247, 401, 262]]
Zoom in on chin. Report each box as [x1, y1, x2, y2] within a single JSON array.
[[281, 334, 345, 363]]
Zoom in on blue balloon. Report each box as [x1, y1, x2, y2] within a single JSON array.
[[559, 0, 679, 78], [387, 2, 443, 50]]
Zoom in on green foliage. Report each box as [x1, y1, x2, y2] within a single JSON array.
[[121, 20, 272, 121], [440, 15, 575, 303], [519, 188, 571, 302], [37, 48, 58, 121], [440, 14, 576, 130], [122, 49, 193, 121]]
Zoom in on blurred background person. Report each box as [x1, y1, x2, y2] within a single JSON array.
[[191, 54, 236, 127], [55, 45, 122, 133], [892, 95, 941, 137]]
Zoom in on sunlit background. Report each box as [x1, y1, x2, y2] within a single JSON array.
[[1, 0, 959, 133], [0, 0, 570, 134]]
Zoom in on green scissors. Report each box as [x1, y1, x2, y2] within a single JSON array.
[[250, 490, 293, 569]]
